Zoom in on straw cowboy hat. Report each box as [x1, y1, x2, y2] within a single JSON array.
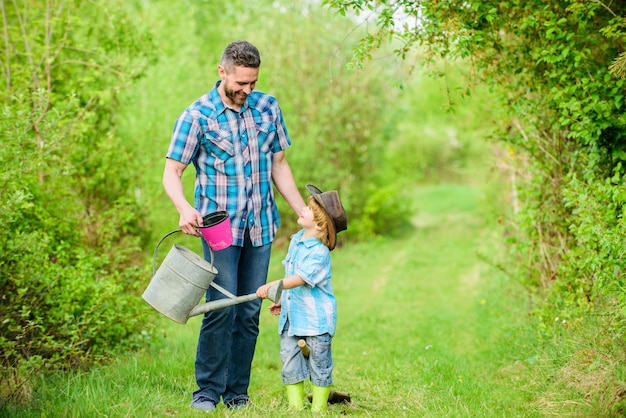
[[306, 184, 348, 250]]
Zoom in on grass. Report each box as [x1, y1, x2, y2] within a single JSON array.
[[4, 180, 625, 417], [2, 181, 557, 417]]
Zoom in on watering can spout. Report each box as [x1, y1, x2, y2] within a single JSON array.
[[188, 280, 283, 318]]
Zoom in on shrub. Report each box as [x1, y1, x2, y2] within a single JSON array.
[[0, 0, 155, 405]]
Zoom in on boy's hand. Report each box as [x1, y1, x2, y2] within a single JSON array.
[[256, 282, 272, 299], [268, 303, 282, 315]]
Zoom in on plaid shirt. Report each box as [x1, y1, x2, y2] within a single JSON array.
[[278, 230, 337, 337], [166, 81, 291, 247]]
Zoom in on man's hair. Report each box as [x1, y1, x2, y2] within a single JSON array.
[[221, 41, 261, 72], [308, 196, 331, 249]]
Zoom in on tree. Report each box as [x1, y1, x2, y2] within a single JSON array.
[[323, 0, 626, 328]]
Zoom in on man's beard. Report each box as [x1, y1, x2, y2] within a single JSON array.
[[224, 85, 247, 106]]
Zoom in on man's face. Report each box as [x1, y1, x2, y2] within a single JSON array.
[[218, 65, 259, 108]]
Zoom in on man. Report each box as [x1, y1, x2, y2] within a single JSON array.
[[162, 40, 305, 411]]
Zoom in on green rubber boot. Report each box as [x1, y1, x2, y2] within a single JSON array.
[[285, 382, 305, 410], [311, 385, 331, 413]]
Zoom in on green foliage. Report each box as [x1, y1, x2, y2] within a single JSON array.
[[324, 0, 626, 410], [0, 0, 156, 403], [325, 1, 626, 307], [554, 167, 626, 331], [353, 183, 412, 239], [122, 0, 423, 244]]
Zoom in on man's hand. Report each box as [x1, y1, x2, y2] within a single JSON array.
[[179, 207, 203, 236]]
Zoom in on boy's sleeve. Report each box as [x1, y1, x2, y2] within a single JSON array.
[[294, 248, 330, 287]]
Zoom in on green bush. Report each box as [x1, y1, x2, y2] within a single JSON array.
[[550, 167, 626, 332], [0, 0, 155, 404]]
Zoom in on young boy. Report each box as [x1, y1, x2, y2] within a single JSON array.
[[256, 184, 347, 412]]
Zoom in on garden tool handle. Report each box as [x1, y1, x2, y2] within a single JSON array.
[[187, 280, 283, 317], [298, 339, 310, 358]]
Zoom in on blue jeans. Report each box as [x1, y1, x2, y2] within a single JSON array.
[[280, 322, 333, 387], [193, 230, 272, 405]]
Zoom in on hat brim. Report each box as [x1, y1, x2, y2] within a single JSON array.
[[306, 184, 338, 250], [306, 184, 323, 196]]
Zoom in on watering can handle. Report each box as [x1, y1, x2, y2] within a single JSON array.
[[151, 229, 215, 276]]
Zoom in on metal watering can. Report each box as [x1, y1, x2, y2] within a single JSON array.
[[142, 228, 282, 325]]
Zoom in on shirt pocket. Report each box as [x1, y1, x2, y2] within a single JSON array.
[[283, 254, 296, 275], [204, 122, 234, 161], [254, 119, 276, 153]]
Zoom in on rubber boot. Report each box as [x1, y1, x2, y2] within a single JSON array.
[[311, 385, 331, 413], [285, 382, 305, 410]]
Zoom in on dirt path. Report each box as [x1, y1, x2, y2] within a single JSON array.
[[278, 183, 540, 416]]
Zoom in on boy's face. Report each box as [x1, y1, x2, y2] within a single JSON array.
[[297, 205, 318, 230]]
